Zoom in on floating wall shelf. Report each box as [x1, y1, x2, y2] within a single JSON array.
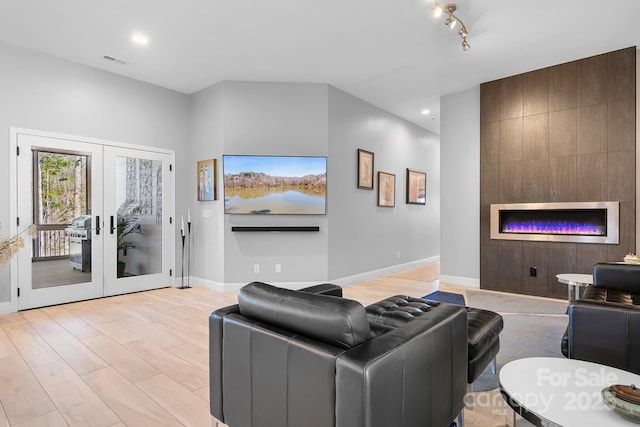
[[231, 226, 320, 232]]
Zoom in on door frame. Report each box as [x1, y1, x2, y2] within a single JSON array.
[[6, 127, 176, 314]]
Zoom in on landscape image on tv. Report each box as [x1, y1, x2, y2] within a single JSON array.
[[223, 155, 327, 215]]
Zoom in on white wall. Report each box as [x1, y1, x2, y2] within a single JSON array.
[[440, 86, 481, 286], [188, 82, 441, 289], [188, 83, 226, 284], [0, 41, 189, 302], [221, 82, 330, 285], [189, 82, 330, 288], [0, 40, 445, 298], [327, 87, 440, 281]]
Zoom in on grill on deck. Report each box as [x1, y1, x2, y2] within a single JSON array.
[[65, 215, 92, 272]]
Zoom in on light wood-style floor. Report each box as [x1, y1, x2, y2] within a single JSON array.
[[0, 262, 476, 427]]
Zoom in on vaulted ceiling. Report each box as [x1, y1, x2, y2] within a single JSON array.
[[1, 0, 638, 134]]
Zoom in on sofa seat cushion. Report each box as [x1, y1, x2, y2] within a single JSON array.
[[238, 282, 371, 349], [467, 307, 503, 359], [365, 295, 434, 327]]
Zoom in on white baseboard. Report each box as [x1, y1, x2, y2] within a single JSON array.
[[187, 276, 225, 292], [188, 276, 321, 293], [0, 301, 17, 315], [439, 274, 480, 288], [187, 256, 442, 293], [331, 256, 441, 287]]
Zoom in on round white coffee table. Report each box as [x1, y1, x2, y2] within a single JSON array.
[[556, 273, 593, 302], [500, 357, 640, 426]]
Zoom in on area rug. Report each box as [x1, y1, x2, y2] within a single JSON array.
[[423, 290, 466, 306], [465, 290, 568, 392]]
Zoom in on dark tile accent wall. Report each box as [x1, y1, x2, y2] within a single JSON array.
[[480, 47, 636, 299]]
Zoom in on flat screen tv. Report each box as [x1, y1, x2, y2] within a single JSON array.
[[222, 155, 327, 215]]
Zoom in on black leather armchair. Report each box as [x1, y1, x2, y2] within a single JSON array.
[[210, 282, 468, 427], [562, 263, 640, 374]]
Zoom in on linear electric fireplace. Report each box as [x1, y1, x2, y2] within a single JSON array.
[[490, 202, 619, 244]]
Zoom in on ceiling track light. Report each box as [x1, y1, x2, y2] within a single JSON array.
[[431, 0, 470, 51]]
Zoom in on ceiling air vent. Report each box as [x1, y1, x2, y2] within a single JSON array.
[[103, 55, 127, 65]]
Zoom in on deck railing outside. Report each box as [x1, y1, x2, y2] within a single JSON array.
[[32, 224, 69, 260]]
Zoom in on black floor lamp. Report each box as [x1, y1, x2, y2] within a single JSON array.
[[179, 211, 191, 289]]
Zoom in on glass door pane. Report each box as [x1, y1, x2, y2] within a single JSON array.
[[32, 151, 91, 288], [104, 147, 171, 296], [115, 156, 162, 278]]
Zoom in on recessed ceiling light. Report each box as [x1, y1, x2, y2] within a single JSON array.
[[131, 33, 149, 46], [421, 109, 430, 115]]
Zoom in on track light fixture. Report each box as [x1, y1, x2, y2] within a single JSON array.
[[431, 0, 470, 51]]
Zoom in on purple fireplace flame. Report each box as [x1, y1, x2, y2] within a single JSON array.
[[499, 209, 607, 237], [501, 220, 605, 236]]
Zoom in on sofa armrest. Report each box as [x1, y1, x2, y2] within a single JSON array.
[[300, 283, 343, 297], [209, 282, 343, 421], [209, 304, 240, 422], [593, 262, 640, 294], [568, 299, 640, 374], [218, 314, 343, 427], [335, 304, 467, 427]]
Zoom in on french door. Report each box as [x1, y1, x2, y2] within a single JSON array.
[[103, 146, 172, 296], [15, 132, 173, 310]]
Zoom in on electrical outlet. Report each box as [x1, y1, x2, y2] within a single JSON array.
[[397, 251, 400, 258], [529, 267, 537, 277], [275, 264, 282, 273], [253, 264, 260, 273]]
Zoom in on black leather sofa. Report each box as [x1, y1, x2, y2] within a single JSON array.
[[210, 282, 468, 427], [562, 263, 640, 374], [365, 295, 504, 391]]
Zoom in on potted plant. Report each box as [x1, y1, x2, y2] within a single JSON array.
[[116, 200, 141, 277]]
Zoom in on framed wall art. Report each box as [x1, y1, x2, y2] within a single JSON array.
[[197, 158, 217, 201], [406, 169, 426, 205], [357, 149, 374, 189], [377, 171, 395, 207]]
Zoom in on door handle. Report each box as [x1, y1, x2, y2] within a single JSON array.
[[110, 215, 115, 234], [95, 216, 100, 235]]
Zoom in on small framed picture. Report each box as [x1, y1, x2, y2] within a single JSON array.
[[406, 169, 426, 205], [377, 171, 395, 207], [357, 149, 374, 190], [197, 158, 217, 201]]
